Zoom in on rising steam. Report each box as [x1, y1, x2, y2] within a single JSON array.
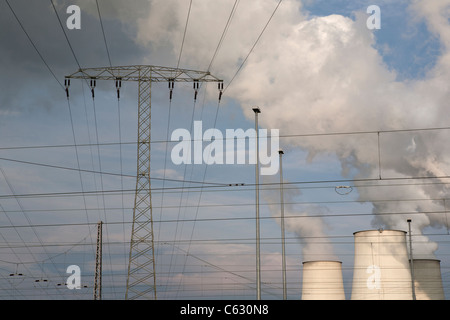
[[262, 175, 337, 261], [134, 0, 450, 258]]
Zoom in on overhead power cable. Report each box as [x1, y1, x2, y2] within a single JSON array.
[[2, 124, 450, 151], [1, 174, 450, 201], [175, 97, 223, 298], [207, 0, 240, 72], [0, 168, 60, 286], [5, 0, 64, 91], [95, 0, 112, 67], [50, 0, 82, 70], [2, 209, 450, 230], [159, 1, 194, 266], [176, 0, 193, 69], [1, 233, 449, 249], [225, 0, 283, 92], [0, 156, 229, 186]]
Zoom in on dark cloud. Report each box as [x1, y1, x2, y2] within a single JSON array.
[[0, 0, 150, 111]]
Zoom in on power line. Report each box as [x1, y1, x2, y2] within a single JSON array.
[[0, 201, 50, 297], [95, 0, 112, 67], [176, 0, 193, 69], [162, 92, 201, 294], [90, 92, 117, 298], [158, 2, 194, 274], [48, 0, 100, 275], [0, 141, 137, 151], [1, 174, 450, 200], [0, 156, 229, 185], [1, 232, 449, 249], [2, 209, 450, 230], [175, 97, 223, 298], [4, 0, 64, 91], [207, 0, 240, 72], [3, 124, 449, 151], [94, 0, 129, 272], [50, 0, 82, 70], [225, 0, 283, 92], [0, 168, 62, 288], [1, 194, 450, 214], [0, 229, 94, 265], [64, 98, 94, 245]]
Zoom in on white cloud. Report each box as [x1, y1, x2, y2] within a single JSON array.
[[135, 0, 306, 72], [132, 0, 450, 257]]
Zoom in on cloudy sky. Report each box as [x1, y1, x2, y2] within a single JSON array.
[[1, 0, 450, 300]]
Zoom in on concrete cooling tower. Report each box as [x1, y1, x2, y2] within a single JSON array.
[[351, 230, 413, 300], [301, 261, 345, 300], [413, 259, 445, 300]]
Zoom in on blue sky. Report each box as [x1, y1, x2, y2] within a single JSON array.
[[303, 0, 442, 80], [1, 0, 450, 300]]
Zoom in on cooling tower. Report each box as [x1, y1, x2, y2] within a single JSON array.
[[413, 259, 445, 300], [301, 261, 345, 300], [351, 230, 413, 300]]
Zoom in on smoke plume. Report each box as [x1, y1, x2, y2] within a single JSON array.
[[134, 0, 450, 257], [262, 175, 337, 261]]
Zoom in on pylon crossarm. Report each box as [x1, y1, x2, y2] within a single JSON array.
[[66, 65, 222, 83]]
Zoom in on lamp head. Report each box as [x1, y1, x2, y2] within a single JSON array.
[[252, 107, 261, 114]]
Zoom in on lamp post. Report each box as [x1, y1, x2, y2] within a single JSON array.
[[252, 106, 261, 300], [407, 219, 416, 300], [279, 149, 287, 300]]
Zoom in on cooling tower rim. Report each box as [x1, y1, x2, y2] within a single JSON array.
[[353, 229, 407, 235], [411, 258, 441, 263], [302, 260, 342, 265]]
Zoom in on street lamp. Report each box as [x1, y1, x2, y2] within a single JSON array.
[[407, 219, 416, 300], [279, 149, 287, 300], [252, 106, 261, 300]]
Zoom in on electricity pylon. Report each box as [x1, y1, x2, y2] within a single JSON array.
[[65, 65, 223, 300], [94, 221, 103, 300]]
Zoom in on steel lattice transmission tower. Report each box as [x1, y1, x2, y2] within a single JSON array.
[[65, 65, 223, 300], [94, 221, 103, 300]]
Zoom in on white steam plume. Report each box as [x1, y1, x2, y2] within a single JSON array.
[[262, 175, 338, 261], [133, 0, 450, 257]]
